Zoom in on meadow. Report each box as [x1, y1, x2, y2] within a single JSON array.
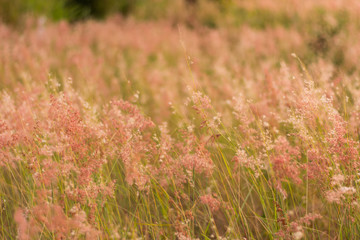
[[1, 0, 360, 239]]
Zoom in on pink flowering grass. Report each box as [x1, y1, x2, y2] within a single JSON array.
[[1, 3, 360, 239]]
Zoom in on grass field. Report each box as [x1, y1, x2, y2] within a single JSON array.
[[1, 1, 360, 239]]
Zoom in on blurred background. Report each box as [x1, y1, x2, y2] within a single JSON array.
[[0, 0, 230, 26], [0, 0, 353, 29]]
